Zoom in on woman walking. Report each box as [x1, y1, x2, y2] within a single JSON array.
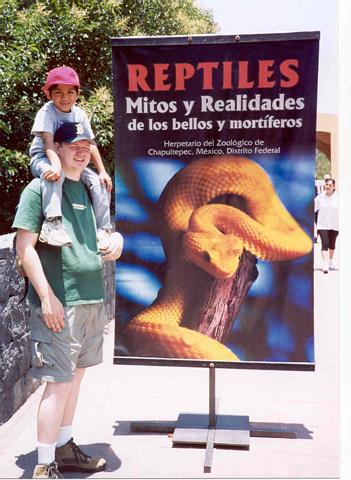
[[314, 178, 339, 273]]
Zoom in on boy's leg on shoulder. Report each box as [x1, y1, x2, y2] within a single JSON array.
[[30, 154, 64, 221], [39, 172, 72, 247], [30, 154, 72, 247], [80, 167, 112, 250]]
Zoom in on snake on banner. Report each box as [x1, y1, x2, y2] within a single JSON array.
[[124, 156, 312, 361]]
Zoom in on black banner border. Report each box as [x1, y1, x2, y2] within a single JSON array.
[[111, 31, 320, 47], [113, 353, 315, 371]]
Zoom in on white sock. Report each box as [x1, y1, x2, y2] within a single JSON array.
[[56, 425, 73, 448], [37, 441, 57, 465]]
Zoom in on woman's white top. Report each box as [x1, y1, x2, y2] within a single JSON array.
[[314, 191, 339, 231]]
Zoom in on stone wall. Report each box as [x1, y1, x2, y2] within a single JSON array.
[[0, 232, 115, 426]]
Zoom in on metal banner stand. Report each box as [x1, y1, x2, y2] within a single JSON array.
[[172, 363, 250, 473], [130, 363, 308, 473]]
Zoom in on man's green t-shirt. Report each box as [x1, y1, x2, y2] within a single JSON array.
[[12, 178, 105, 307]]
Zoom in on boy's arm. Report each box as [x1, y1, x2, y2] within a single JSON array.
[[41, 132, 62, 182], [90, 144, 112, 192], [16, 228, 65, 332]]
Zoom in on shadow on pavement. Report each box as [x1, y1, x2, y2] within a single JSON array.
[[113, 420, 313, 440], [16, 449, 36, 479], [113, 420, 175, 437], [249, 422, 314, 439]]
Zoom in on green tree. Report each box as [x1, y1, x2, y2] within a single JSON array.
[[0, 0, 216, 233], [316, 149, 331, 179]]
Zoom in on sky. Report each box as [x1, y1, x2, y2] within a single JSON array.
[[197, 0, 338, 115]]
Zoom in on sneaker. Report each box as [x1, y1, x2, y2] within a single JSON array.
[[112, 231, 124, 260], [32, 462, 62, 479], [96, 228, 111, 251], [55, 438, 106, 473], [329, 259, 337, 270], [39, 218, 72, 247]]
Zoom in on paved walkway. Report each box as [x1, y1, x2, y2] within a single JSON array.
[[0, 243, 341, 479]]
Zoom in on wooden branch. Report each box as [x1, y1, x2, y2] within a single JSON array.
[[188, 192, 259, 344], [196, 250, 258, 343]]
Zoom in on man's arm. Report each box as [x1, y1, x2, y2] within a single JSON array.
[[16, 228, 65, 332]]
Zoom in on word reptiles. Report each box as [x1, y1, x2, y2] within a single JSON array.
[[127, 59, 299, 91]]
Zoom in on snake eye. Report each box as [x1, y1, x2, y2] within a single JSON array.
[[203, 251, 211, 262]]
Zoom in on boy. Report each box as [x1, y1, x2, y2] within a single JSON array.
[[29, 66, 112, 250]]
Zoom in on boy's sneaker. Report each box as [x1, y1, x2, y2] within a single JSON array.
[[39, 217, 72, 247], [112, 231, 124, 259], [55, 438, 106, 473], [32, 462, 62, 479], [96, 228, 111, 251]]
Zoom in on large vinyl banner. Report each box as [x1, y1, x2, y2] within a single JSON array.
[[112, 33, 319, 369]]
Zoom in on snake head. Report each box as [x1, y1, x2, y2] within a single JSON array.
[[183, 231, 244, 279]]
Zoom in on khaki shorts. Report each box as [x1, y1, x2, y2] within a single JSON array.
[[29, 303, 105, 383]]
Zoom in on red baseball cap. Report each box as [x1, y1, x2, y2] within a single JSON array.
[[42, 66, 80, 93]]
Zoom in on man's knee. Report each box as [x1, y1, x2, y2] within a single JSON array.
[[44, 380, 72, 397]]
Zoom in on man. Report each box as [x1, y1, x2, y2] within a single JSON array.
[[13, 122, 123, 479]]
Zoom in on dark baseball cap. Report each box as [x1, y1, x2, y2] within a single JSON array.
[[54, 122, 94, 144]]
